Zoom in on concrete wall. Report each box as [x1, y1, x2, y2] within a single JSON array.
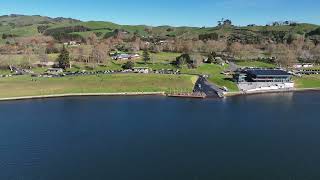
[[238, 82, 294, 92]]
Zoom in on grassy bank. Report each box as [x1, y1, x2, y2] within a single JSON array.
[[0, 74, 197, 99], [181, 64, 239, 92], [236, 60, 276, 68], [293, 75, 320, 89]]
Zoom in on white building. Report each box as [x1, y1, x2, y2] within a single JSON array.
[[133, 67, 149, 74]]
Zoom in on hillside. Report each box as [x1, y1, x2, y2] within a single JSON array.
[[1, 14, 319, 44]]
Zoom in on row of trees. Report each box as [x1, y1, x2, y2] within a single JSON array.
[[1, 29, 320, 69]]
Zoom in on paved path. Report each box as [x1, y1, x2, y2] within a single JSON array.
[[194, 76, 224, 98], [227, 61, 240, 72]]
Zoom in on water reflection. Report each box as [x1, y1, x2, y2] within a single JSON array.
[[0, 92, 320, 180]]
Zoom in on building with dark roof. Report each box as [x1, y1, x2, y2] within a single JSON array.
[[234, 69, 292, 83]]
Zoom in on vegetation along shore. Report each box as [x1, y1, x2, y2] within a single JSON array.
[[1, 15, 320, 99]]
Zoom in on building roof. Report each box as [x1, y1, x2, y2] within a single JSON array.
[[246, 69, 291, 77]]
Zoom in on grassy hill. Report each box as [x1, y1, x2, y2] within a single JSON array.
[[0, 14, 319, 43], [0, 15, 76, 41]]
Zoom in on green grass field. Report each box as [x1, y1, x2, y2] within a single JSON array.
[[301, 65, 320, 70], [0, 74, 196, 98], [107, 51, 180, 70], [236, 60, 276, 68], [149, 52, 181, 63], [293, 75, 320, 89]]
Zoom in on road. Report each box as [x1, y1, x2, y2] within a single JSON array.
[[193, 61, 239, 98], [194, 76, 224, 98], [227, 61, 240, 72]]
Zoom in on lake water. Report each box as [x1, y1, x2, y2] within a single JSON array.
[[0, 92, 320, 180]]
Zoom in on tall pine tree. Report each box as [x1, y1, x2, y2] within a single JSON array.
[[58, 45, 70, 69], [142, 50, 151, 64]]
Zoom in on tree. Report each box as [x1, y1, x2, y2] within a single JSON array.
[[217, 18, 224, 26], [87, 33, 98, 45], [19, 58, 32, 69], [163, 42, 174, 52], [0, 55, 11, 70], [204, 40, 227, 53], [131, 36, 141, 52], [189, 54, 202, 68], [75, 46, 86, 62], [199, 33, 219, 41], [270, 44, 297, 67], [192, 40, 205, 52], [226, 42, 242, 59], [175, 54, 187, 67], [37, 46, 49, 65], [218, 18, 232, 27], [23, 47, 34, 66], [143, 50, 151, 64], [228, 43, 260, 60], [182, 40, 193, 53], [46, 41, 59, 54], [174, 54, 193, 68], [310, 45, 320, 63], [122, 61, 134, 69], [151, 45, 162, 53], [91, 43, 108, 65], [57, 46, 70, 69], [206, 53, 215, 64]]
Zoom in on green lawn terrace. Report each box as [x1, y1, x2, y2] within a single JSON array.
[[235, 60, 276, 68], [110, 53, 239, 92], [72, 62, 239, 92], [287, 64, 320, 89], [293, 75, 320, 89], [0, 74, 197, 99], [0, 69, 11, 75], [110, 51, 180, 63], [109, 51, 239, 92], [299, 65, 320, 71]]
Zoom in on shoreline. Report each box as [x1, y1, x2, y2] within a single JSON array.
[[225, 88, 320, 97], [0, 92, 166, 102], [0, 88, 320, 102]]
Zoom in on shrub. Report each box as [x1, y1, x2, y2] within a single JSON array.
[[122, 61, 134, 69], [37, 25, 50, 33], [199, 33, 219, 41], [46, 46, 60, 54], [174, 54, 191, 67], [44, 26, 91, 36], [2, 34, 18, 39]]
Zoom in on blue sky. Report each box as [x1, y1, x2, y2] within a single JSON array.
[[1, 0, 319, 27]]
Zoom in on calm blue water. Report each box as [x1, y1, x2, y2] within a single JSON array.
[[0, 92, 320, 180]]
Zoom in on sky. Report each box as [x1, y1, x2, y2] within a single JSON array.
[[1, 0, 319, 27]]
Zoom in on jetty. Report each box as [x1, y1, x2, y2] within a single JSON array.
[[166, 92, 206, 99]]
